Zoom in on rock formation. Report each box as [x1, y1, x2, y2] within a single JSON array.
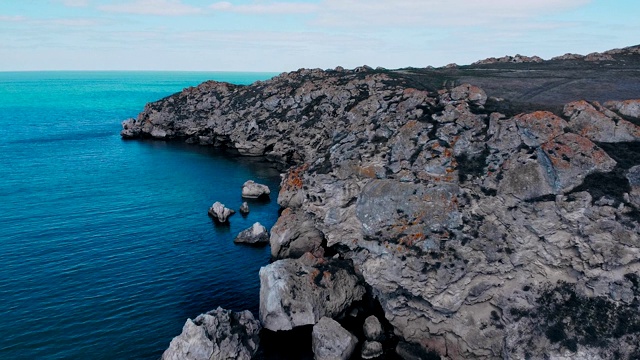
[[207, 201, 235, 223], [125, 46, 640, 359], [239, 201, 250, 215], [259, 253, 365, 332], [234, 222, 269, 245], [161, 307, 260, 360], [312, 317, 358, 360], [241, 180, 270, 199]]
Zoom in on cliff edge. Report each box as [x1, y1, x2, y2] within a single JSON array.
[[123, 46, 640, 359]]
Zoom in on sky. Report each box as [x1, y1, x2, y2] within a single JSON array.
[[0, 0, 638, 71]]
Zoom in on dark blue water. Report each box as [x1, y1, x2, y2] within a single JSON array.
[[0, 71, 280, 359]]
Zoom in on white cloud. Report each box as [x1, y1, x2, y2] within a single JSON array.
[[98, 0, 202, 16], [58, 0, 90, 7], [0, 15, 27, 22], [210, 1, 318, 14]]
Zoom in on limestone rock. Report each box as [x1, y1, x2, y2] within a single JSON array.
[[259, 254, 365, 331], [239, 201, 250, 215], [208, 202, 235, 223], [361, 340, 383, 359], [234, 222, 269, 245], [241, 180, 271, 199], [363, 315, 384, 341], [269, 208, 324, 259], [514, 111, 567, 147], [312, 317, 358, 360], [161, 307, 260, 360], [605, 99, 640, 118], [564, 100, 640, 142]]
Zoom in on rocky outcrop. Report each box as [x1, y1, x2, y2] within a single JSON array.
[[207, 201, 235, 223], [259, 253, 365, 331], [312, 317, 358, 360], [161, 307, 260, 360], [239, 201, 250, 215], [234, 222, 269, 245], [473, 54, 544, 65], [241, 180, 270, 199], [126, 63, 640, 359], [269, 208, 324, 259]]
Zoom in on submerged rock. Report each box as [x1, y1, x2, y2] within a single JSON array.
[[312, 317, 358, 360], [207, 202, 235, 223], [242, 180, 271, 199], [259, 254, 365, 331], [361, 340, 383, 359], [234, 222, 269, 245], [161, 307, 260, 360], [363, 315, 383, 341]]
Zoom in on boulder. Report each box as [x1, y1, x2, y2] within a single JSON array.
[[605, 99, 640, 118], [234, 222, 269, 245], [269, 208, 324, 259], [259, 254, 365, 331], [514, 111, 567, 147], [239, 202, 250, 215], [363, 315, 384, 341], [628, 165, 640, 208], [161, 307, 261, 360], [312, 317, 358, 360], [207, 202, 235, 223], [361, 340, 383, 359], [564, 100, 640, 142], [120, 118, 140, 139], [242, 180, 271, 199]]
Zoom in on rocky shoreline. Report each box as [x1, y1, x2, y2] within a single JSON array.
[[123, 46, 640, 359]]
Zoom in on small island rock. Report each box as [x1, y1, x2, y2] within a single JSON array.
[[208, 202, 235, 223], [239, 202, 250, 215], [234, 222, 269, 245], [241, 180, 270, 199], [312, 317, 358, 360]]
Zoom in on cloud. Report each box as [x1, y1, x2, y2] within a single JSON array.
[[312, 0, 593, 27], [0, 15, 27, 22], [57, 0, 90, 7], [210, 1, 318, 14], [98, 0, 202, 16]]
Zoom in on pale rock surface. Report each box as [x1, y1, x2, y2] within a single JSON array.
[[363, 315, 384, 341], [269, 208, 324, 259], [242, 180, 271, 199], [361, 340, 384, 359], [234, 222, 269, 244], [207, 202, 235, 223], [312, 317, 358, 360], [161, 307, 260, 360], [259, 254, 365, 331]]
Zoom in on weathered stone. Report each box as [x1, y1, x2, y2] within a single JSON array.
[[259, 254, 365, 331], [239, 201, 250, 215], [605, 99, 640, 118], [363, 315, 384, 341], [161, 307, 260, 360], [514, 111, 567, 147], [540, 133, 616, 193], [312, 317, 358, 360], [269, 208, 324, 259], [628, 165, 640, 208], [207, 202, 235, 223], [564, 100, 640, 142], [361, 340, 383, 359], [241, 180, 271, 199], [450, 84, 487, 105], [234, 222, 269, 245]]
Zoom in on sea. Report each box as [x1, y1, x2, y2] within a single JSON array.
[[0, 71, 282, 359]]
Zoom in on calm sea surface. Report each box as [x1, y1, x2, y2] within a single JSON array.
[[0, 71, 280, 359]]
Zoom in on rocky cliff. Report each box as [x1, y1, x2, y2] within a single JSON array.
[[123, 46, 640, 359]]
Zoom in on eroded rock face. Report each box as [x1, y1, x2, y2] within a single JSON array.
[[234, 222, 269, 245], [259, 254, 365, 331], [208, 202, 235, 223], [161, 307, 261, 360], [124, 68, 640, 359], [312, 317, 358, 360], [269, 208, 324, 259]]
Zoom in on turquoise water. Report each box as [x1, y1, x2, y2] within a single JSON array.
[[0, 71, 280, 359]]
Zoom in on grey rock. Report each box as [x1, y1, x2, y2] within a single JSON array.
[[514, 111, 567, 147], [564, 100, 640, 142], [208, 201, 235, 223], [241, 180, 271, 199], [269, 208, 324, 259], [312, 317, 358, 360], [161, 307, 260, 360], [605, 99, 640, 118], [259, 254, 365, 331], [239, 201, 250, 215], [628, 165, 640, 208], [361, 340, 383, 359], [363, 315, 384, 341], [234, 222, 269, 245]]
